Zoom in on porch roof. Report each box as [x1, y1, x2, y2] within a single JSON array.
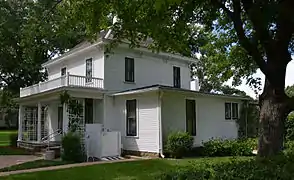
[[16, 86, 105, 104], [111, 84, 252, 101]]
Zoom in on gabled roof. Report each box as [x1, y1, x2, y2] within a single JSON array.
[[42, 29, 197, 68], [111, 84, 251, 100]]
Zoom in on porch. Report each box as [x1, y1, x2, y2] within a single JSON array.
[[17, 92, 105, 152]]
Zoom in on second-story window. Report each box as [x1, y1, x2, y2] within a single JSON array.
[[173, 66, 181, 88], [86, 58, 93, 83], [125, 57, 135, 82], [61, 67, 66, 76]]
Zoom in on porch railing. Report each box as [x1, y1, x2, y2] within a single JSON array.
[[20, 74, 104, 97]]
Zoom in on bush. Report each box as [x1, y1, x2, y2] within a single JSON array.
[[158, 165, 213, 180], [9, 133, 18, 147], [61, 132, 85, 163], [165, 132, 194, 158], [156, 154, 294, 180], [202, 138, 257, 157]]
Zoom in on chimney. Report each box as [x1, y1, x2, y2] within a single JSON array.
[[190, 77, 200, 91]]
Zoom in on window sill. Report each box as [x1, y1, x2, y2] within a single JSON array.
[[124, 81, 136, 84], [225, 119, 236, 121], [125, 135, 139, 139], [85, 81, 93, 85]]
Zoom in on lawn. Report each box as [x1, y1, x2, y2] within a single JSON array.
[[1, 157, 252, 180], [0, 130, 29, 155], [0, 160, 69, 172], [0, 130, 17, 147]]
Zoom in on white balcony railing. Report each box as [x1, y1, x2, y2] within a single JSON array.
[[20, 74, 104, 97]]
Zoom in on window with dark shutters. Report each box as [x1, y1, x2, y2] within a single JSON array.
[[125, 57, 135, 82], [86, 58, 93, 83], [173, 66, 181, 88], [126, 99, 137, 136], [186, 99, 196, 136], [61, 67, 66, 76]]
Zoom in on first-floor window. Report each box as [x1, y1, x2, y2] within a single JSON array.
[[232, 103, 238, 119], [225, 102, 238, 120], [126, 99, 137, 136]]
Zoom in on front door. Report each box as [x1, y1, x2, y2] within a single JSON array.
[[58, 106, 63, 131]]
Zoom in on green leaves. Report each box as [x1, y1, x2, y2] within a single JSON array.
[[0, 0, 86, 94]]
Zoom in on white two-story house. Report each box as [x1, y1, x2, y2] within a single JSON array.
[[17, 31, 249, 158]]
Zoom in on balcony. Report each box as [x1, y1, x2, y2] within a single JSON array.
[[20, 74, 104, 98]]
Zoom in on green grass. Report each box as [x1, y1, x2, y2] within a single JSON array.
[[0, 146, 29, 155], [0, 130, 17, 147], [0, 160, 69, 172], [0, 157, 252, 180]]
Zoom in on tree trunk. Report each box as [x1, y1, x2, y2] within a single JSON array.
[[258, 95, 288, 156], [258, 67, 290, 156]]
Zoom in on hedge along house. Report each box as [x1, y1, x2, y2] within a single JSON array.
[[16, 29, 250, 158]]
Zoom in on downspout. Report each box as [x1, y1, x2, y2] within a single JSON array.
[[158, 90, 165, 158], [245, 101, 248, 138]]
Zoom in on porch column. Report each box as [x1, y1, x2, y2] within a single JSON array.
[[18, 105, 24, 142], [63, 103, 69, 133], [37, 102, 42, 142]]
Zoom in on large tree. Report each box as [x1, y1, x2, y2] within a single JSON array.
[[0, 0, 86, 95], [65, 0, 294, 156]]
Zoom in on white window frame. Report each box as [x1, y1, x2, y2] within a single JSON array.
[[225, 102, 239, 120], [125, 99, 139, 137]]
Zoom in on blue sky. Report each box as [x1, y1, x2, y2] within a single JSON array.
[[227, 61, 294, 98]]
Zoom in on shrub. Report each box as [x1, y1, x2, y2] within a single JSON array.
[[166, 132, 194, 158], [286, 113, 294, 141], [9, 133, 18, 147], [202, 138, 257, 157], [61, 132, 85, 163], [158, 165, 213, 180]]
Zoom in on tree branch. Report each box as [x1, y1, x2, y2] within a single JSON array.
[[275, 0, 294, 63], [241, 0, 273, 58], [212, 0, 268, 76]]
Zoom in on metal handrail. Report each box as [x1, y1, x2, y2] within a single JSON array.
[[41, 129, 63, 151]]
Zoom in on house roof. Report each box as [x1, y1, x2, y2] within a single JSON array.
[[111, 84, 251, 100], [42, 29, 197, 67]]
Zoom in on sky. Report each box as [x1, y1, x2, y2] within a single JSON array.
[[227, 61, 294, 98]]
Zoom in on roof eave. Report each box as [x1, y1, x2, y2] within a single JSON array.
[[42, 40, 104, 68]]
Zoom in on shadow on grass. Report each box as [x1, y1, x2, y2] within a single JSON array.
[[0, 146, 30, 155]]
